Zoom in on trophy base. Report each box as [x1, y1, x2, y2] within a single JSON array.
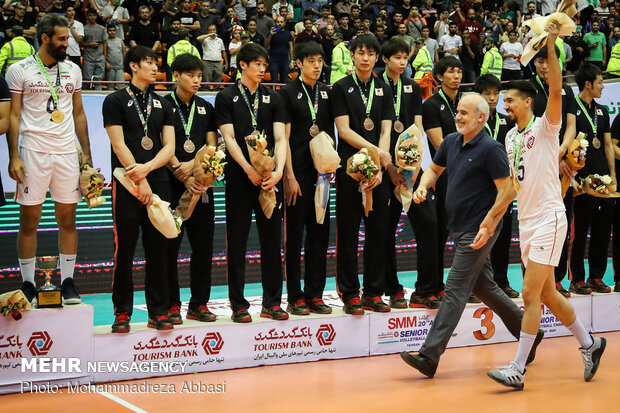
[[37, 287, 63, 308]]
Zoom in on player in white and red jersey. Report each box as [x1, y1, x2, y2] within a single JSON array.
[[480, 20, 606, 390], [6, 14, 93, 306]]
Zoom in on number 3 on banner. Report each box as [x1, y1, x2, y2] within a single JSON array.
[[473, 307, 495, 340]]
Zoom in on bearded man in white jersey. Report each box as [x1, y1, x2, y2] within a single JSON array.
[[484, 20, 606, 390], [6, 14, 93, 306]]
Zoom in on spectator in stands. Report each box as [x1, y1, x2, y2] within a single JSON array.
[[295, 16, 321, 44], [387, 11, 404, 38], [177, 0, 201, 36], [279, 6, 296, 32], [197, 23, 227, 82], [247, 18, 264, 45], [299, 0, 319, 21], [254, 1, 274, 38], [522, 1, 540, 23], [105, 24, 126, 89], [316, 5, 330, 28], [196, 0, 220, 37], [232, 0, 248, 27], [321, 23, 334, 82], [46, 0, 67, 15], [228, 26, 242, 77], [337, 12, 353, 41], [162, 0, 182, 33], [271, 0, 293, 20], [334, 0, 352, 17], [398, 0, 412, 19], [392, 23, 414, 78], [500, 29, 523, 80], [162, 18, 183, 59], [65, 5, 83, 67], [219, 7, 237, 47], [0, 25, 34, 75], [422, 25, 438, 62], [82, 8, 107, 91], [128, 5, 161, 51], [266, 14, 293, 83], [371, 0, 394, 21], [439, 22, 462, 58], [5, 2, 35, 43], [101, 0, 130, 40], [609, 25, 620, 49], [460, 28, 480, 86], [406, 6, 426, 39], [584, 20, 607, 68], [434, 10, 450, 40], [459, 7, 483, 44], [167, 29, 201, 82]]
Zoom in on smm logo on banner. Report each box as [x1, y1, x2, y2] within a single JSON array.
[[315, 324, 336, 346], [27, 331, 53, 356], [202, 332, 224, 355]]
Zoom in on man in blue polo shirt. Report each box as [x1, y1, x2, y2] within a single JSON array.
[[400, 93, 542, 379]]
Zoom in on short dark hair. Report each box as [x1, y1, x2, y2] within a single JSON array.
[[533, 44, 560, 61], [351, 4, 360, 11], [576, 63, 602, 91], [339, 12, 349, 19], [434, 56, 463, 76], [171, 53, 204, 74], [381, 38, 409, 59], [350, 33, 380, 54], [86, 8, 98, 16], [294, 41, 324, 61], [505, 80, 537, 100], [37, 13, 69, 45], [124, 45, 158, 75], [474, 74, 502, 94], [106, 24, 116, 30], [12, 25, 24, 37], [303, 17, 313, 24], [237, 43, 269, 71]]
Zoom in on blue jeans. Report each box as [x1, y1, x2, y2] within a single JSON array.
[[269, 59, 289, 83]]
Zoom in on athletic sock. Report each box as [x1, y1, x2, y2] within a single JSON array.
[[19, 257, 36, 285], [59, 253, 77, 283], [567, 318, 594, 349], [513, 331, 536, 372]]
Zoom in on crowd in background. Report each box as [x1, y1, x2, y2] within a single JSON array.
[[0, 0, 620, 88]]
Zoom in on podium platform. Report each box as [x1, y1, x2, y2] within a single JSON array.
[[0, 291, 616, 394]]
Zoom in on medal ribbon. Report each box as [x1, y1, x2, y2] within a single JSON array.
[[301, 81, 320, 125], [484, 113, 500, 141], [536, 75, 549, 99], [34, 54, 61, 109], [512, 115, 536, 171], [126, 86, 153, 137], [383, 73, 402, 119], [171, 92, 196, 140], [352, 75, 375, 118], [238, 80, 260, 130], [575, 95, 598, 136], [438, 88, 456, 120]]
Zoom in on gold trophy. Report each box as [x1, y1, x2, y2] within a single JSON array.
[[36, 256, 62, 308]]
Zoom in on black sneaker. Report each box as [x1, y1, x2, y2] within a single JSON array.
[[570, 281, 593, 295], [400, 352, 438, 378], [502, 285, 520, 298], [308, 298, 332, 314], [260, 305, 289, 320], [286, 299, 310, 316], [231, 309, 252, 323], [526, 329, 544, 365], [61, 278, 81, 305], [586, 278, 611, 293], [389, 291, 408, 309], [615, 282, 620, 293], [187, 305, 216, 322], [343, 297, 364, 315], [556, 282, 571, 298], [167, 304, 183, 325], [21, 281, 36, 304], [111, 312, 131, 333], [361, 295, 391, 312], [409, 294, 440, 309], [147, 314, 174, 330]]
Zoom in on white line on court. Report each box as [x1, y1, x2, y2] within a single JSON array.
[[97, 390, 148, 413]]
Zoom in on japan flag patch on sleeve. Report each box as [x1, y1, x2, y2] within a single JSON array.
[[262, 95, 270, 104], [320, 90, 328, 99], [197, 106, 206, 114], [375, 88, 383, 96], [153, 99, 162, 108], [403, 85, 413, 93]]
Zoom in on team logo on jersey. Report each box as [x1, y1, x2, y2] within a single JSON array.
[[127, 100, 133, 107], [404, 85, 413, 93], [561, 89, 566, 95], [197, 106, 206, 114], [577, 109, 581, 116], [153, 99, 162, 108], [297, 92, 303, 100], [65, 83, 74, 93], [233, 95, 239, 102], [440, 104, 445, 111], [596, 108, 603, 116], [499, 118, 507, 125], [375, 88, 383, 96], [262, 95, 270, 103], [348, 87, 354, 93], [320, 91, 328, 99], [527, 135, 535, 149]]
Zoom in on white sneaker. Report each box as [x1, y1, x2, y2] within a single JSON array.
[[580, 335, 606, 382], [487, 361, 525, 390]]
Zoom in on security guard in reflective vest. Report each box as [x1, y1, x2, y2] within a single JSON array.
[[480, 37, 502, 80], [606, 42, 620, 76], [412, 37, 433, 80], [0, 26, 35, 75], [166, 30, 201, 78], [330, 32, 353, 84]]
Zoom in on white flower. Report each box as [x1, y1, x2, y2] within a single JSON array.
[[215, 150, 226, 159], [579, 139, 589, 149], [602, 175, 612, 185], [352, 153, 367, 164]]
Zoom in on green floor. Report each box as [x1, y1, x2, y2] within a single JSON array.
[[83, 260, 617, 326]]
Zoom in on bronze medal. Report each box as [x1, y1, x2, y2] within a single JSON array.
[[593, 137, 601, 149], [50, 109, 64, 123], [141, 136, 154, 150], [513, 177, 520, 192], [309, 124, 320, 137], [394, 120, 404, 133], [183, 139, 196, 153], [363, 117, 374, 131]]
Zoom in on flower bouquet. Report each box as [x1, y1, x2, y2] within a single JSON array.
[[309, 131, 340, 224], [394, 124, 424, 213], [579, 174, 620, 198], [113, 168, 180, 238], [561, 132, 587, 197], [174, 146, 227, 221], [0, 290, 31, 321], [76, 143, 106, 208], [347, 147, 380, 217], [245, 131, 277, 218]]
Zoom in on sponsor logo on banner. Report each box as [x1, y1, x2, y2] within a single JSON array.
[[375, 314, 433, 348], [315, 324, 336, 346], [0, 334, 23, 360], [27, 331, 53, 356], [202, 332, 224, 355], [252, 324, 338, 361]]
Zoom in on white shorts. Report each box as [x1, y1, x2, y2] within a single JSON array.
[[14, 147, 81, 205], [519, 210, 567, 267]]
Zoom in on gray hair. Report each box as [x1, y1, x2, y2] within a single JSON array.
[[463, 92, 490, 123], [36, 13, 68, 45]]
